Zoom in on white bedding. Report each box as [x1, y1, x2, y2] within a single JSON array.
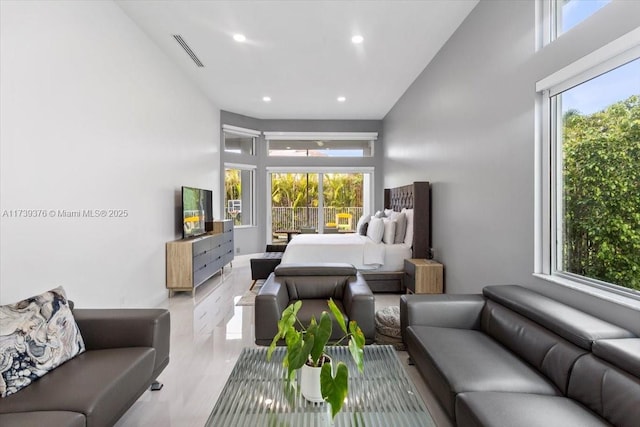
[[281, 233, 411, 271]]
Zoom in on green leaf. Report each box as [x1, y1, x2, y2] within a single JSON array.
[[321, 361, 349, 419], [287, 333, 313, 375], [349, 321, 366, 349], [348, 321, 365, 373], [348, 337, 364, 374], [328, 298, 347, 334], [268, 301, 303, 362], [309, 312, 332, 365], [266, 332, 281, 361]]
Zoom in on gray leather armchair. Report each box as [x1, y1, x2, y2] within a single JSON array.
[[255, 263, 375, 345]]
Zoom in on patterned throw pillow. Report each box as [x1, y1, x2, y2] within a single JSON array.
[[0, 286, 85, 397]]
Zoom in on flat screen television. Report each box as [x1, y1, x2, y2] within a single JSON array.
[[182, 186, 213, 239]]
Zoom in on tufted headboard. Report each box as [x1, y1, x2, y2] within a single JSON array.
[[383, 182, 431, 259]]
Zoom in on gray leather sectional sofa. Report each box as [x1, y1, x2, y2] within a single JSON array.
[[401, 285, 640, 426], [0, 308, 170, 427]]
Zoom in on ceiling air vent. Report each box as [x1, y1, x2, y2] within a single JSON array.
[[173, 35, 204, 67]]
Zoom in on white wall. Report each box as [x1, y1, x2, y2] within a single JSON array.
[[382, 1, 640, 331], [0, 1, 220, 307]]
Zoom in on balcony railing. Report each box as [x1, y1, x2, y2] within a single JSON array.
[[272, 207, 363, 232]]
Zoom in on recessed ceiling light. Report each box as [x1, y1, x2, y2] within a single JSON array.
[[351, 35, 364, 44], [286, 146, 291, 149], [233, 34, 246, 42], [337, 96, 346, 102], [262, 96, 271, 102]]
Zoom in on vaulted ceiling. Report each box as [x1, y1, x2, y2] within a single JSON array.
[[117, 1, 478, 119]]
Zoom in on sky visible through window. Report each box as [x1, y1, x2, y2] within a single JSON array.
[[561, 0, 610, 34], [558, 0, 636, 115], [562, 58, 640, 114]]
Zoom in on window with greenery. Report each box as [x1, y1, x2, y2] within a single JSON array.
[[551, 0, 610, 40], [224, 166, 255, 226], [550, 58, 639, 292], [269, 171, 369, 241]]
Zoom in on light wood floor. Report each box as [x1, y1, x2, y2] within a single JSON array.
[[115, 255, 452, 427]]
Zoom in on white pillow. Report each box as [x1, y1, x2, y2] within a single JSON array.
[[401, 208, 414, 245], [384, 209, 395, 218], [393, 212, 407, 244], [366, 217, 384, 243], [386, 210, 400, 220], [382, 218, 397, 244]]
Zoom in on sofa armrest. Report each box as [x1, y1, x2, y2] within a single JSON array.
[[255, 274, 290, 345], [343, 274, 375, 342], [73, 308, 170, 378], [400, 294, 486, 341]]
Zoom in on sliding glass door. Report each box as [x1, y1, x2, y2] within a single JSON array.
[[268, 170, 371, 244], [271, 173, 320, 238]]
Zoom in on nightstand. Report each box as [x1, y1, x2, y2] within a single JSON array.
[[404, 258, 443, 294]]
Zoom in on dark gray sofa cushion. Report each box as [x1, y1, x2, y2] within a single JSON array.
[[592, 338, 640, 377], [568, 354, 640, 427], [0, 348, 154, 427], [405, 325, 559, 419], [483, 285, 635, 349], [455, 392, 608, 427], [0, 411, 86, 427], [481, 300, 587, 394]]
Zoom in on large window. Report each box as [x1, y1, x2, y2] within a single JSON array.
[[537, 41, 640, 294], [264, 132, 376, 158], [224, 165, 255, 226], [268, 170, 371, 243], [268, 139, 373, 157]]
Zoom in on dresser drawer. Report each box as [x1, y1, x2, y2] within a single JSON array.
[[221, 220, 233, 233], [192, 236, 211, 257]]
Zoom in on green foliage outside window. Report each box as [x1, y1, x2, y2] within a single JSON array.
[[224, 169, 242, 225], [562, 95, 640, 290], [270, 173, 363, 208], [268, 173, 364, 232]]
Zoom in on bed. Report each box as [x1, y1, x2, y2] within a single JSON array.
[[280, 182, 431, 292]]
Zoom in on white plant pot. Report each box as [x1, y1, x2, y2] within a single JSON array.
[[300, 361, 327, 403]]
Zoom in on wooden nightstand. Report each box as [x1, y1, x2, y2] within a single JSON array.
[[404, 259, 443, 294]]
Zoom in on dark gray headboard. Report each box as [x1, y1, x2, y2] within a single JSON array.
[[384, 182, 431, 259]]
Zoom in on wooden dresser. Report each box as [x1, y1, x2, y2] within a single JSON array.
[[166, 220, 234, 295]]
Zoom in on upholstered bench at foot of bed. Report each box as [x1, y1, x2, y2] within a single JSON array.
[[250, 252, 283, 288], [361, 271, 404, 293]]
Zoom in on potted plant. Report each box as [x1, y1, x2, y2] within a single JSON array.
[[266, 298, 366, 418]]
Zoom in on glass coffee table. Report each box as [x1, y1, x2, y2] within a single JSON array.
[[205, 345, 435, 426]]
